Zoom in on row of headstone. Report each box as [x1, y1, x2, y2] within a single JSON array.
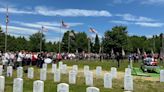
[[160, 70, 164, 82], [34, 81, 100, 92], [0, 76, 100, 92]]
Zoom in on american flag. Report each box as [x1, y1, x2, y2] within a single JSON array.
[[89, 27, 97, 33], [61, 20, 69, 28], [41, 26, 48, 32]]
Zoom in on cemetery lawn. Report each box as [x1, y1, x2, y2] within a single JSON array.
[[4, 60, 164, 92]]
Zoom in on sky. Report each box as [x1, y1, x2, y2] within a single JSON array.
[[0, 0, 164, 42]]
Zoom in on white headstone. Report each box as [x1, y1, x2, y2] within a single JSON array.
[[59, 62, 63, 70], [52, 64, 57, 73], [33, 80, 44, 92], [0, 65, 3, 76], [40, 68, 47, 81], [104, 73, 112, 88], [17, 67, 23, 78], [96, 66, 102, 77], [72, 65, 78, 75], [69, 70, 76, 84], [7, 66, 13, 77], [28, 67, 34, 79], [125, 68, 131, 76], [57, 83, 69, 92], [54, 69, 60, 82], [61, 64, 67, 74], [42, 63, 47, 70], [85, 71, 93, 86], [86, 87, 100, 92], [111, 67, 117, 78], [13, 78, 23, 92], [160, 70, 164, 82], [0, 76, 5, 92], [124, 75, 133, 91], [84, 65, 89, 76]]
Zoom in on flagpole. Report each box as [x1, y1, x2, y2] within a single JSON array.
[[40, 26, 43, 52], [5, 6, 8, 53], [59, 20, 62, 54], [68, 31, 70, 53], [88, 37, 91, 60]]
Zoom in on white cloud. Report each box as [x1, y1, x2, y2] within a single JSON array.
[[1, 24, 64, 42], [0, 7, 33, 14], [36, 21, 83, 27], [135, 22, 164, 27], [110, 20, 131, 24], [0, 6, 112, 17], [141, 0, 164, 5], [116, 13, 155, 22], [35, 6, 112, 17], [1, 25, 38, 35], [12, 21, 82, 33]]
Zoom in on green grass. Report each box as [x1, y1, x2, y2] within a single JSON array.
[[2, 60, 164, 92]]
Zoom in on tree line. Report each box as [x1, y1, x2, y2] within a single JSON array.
[[0, 26, 163, 54]]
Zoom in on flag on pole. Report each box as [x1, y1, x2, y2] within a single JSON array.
[[6, 6, 9, 24], [89, 27, 97, 33], [42, 26, 48, 32], [61, 20, 69, 28]]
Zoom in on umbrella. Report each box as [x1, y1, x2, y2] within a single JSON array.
[[44, 58, 52, 64]]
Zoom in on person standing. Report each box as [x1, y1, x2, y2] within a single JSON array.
[[116, 52, 120, 68]]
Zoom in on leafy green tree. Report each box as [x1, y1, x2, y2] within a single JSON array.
[[61, 30, 76, 53], [0, 26, 5, 51], [75, 32, 88, 52], [102, 26, 128, 54], [29, 32, 45, 52], [93, 34, 100, 53]]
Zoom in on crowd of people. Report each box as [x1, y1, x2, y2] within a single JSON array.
[[0, 50, 163, 70]]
